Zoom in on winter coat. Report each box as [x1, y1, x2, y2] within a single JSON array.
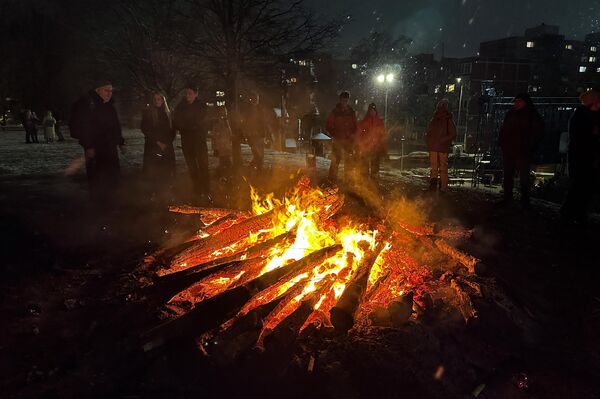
[[141, 105, 174, 145], [355, 113, 387, 155], [568, 106, 598, 161], [173, 99, 207, 140], [77, 91, 124, 150], [425, 109, 457, 153], [326, 104, 357, 142], [141, 105, 175, 175], [243, 104, 268, 139], [498, 108, 544, 159], [212, 117, 233, 157], [42, 116, 56, 140]]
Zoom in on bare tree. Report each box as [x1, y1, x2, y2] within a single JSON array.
[[93, 0, 206, 102], [180, 0, 340, 109]]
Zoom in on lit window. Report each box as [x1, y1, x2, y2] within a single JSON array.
[[565, 44, 573, 50], [215, 91, 225, 97], [591, 46, 597, 52], [290, 77, 297, 83], [590, 56, 596, 62], [579, 66, 587, 73], [597, 67, 600, 73], [446, 84, 455, 92], [434, 85, 441, 94], [216, 101, 226, 107], [299, 60, 307, 66], [526, 41, 535, 48]]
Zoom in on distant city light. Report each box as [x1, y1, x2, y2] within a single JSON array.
[[591, 46, 597, 52], [351, 63, 357, 69], [589, 56, 596, 62], [385, 73, 394, 82], [565, 44, 573, 50], [526, 41, 535, 48], [376, 74, 385, 83], [579, 66, 587, 73]]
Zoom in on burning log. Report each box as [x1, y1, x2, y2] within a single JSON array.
[[434, 239, 480, 273], [255, 275, 335, 349], [160, 233, 293, 280], [218, 245, 342, 331], [166, 186, 344, 275], [329, 245, 384, 333], [450, 279, 478, 322], [396, 221, 435, 237]]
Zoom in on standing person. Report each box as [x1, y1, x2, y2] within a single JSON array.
[[42, 111, 57, 143], [30, 111, 40, 142], [355, 103, 387, 180], [22, 110, 37, 143], [212, 106, 233, 178], [173, 85, 211, 202], [498, 93, 544, 208], [140, 92, 176, 192], [560, 90, 600, 223], [53, 109, 66, 141], [326, 91, 357, 182], [70, 80, 126, 200], [243, 92, 270, 171], [424, 100, 457, 193]]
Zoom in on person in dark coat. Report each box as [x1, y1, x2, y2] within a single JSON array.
[[53, 109, 66, 141], [75, 81, 126, 198], [326, 91, 357, 182], [242, 92, 271, 171], [498, 93, 544, 207], [141, 92, 176, 189], [560, 90, 600, 223], [173, 85, 210, 201], [425, 100, 457, 192], [22, 109, 39, 143], [355, 103, 387, 180]]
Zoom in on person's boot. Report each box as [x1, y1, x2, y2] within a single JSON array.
[[426, 178, 438, 192]]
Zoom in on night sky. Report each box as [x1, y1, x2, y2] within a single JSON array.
[[308, 0, 600, 57]]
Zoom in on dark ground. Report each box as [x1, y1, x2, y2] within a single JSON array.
[[1, 129, 599, 398]]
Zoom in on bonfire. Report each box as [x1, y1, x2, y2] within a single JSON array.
[[145, 177, 482, 350]]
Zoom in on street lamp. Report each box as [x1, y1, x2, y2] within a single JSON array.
[[455, 77, 466, 150], [376, 73, 394, 128]]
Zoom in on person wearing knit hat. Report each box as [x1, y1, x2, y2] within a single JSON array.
[[561, 89, 600, 224], [69, 79, 125, 204]]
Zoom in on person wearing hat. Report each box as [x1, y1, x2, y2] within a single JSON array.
[[355, 102, 387, 181], [71, 80, 125, 200], [498, 92, 544, 208], [173, 84, 211, 202], [561, 89, 600, 224]]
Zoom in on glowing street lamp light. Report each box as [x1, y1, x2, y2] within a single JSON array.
[[375, 73, 394, 128]]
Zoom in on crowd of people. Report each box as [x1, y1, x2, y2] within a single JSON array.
[[21, 109, 65, 143], [24, 79, 598, 220]]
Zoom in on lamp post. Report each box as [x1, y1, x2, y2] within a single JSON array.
[[455, 77, 466, 150], [376, 73, 394, 128]]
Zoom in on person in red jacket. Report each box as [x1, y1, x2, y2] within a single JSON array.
[[326, 91, 357, 182], [425, 100, 457, 193], [355, 103, 387, 180]]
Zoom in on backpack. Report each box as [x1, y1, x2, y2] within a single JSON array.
[[69, 95, 95, 139]]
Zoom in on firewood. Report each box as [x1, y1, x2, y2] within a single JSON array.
[[387, 291, 413, 326], [329, 245, 385, 333], [159, 233, 293, 280], [434, 239, 480, 273], [218, 245, 342, 332], [450, 279, 478, 322]]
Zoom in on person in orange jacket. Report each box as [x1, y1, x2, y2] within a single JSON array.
[[326, 91, 357, 182], [355, 103, 387, 180]]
